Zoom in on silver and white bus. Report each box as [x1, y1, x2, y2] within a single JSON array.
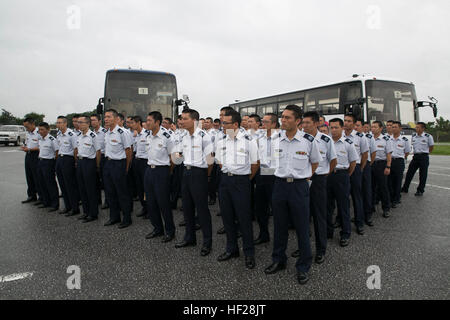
[[229, 74, 437, 134]]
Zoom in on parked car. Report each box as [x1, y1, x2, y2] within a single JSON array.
[[0, 125, 27, 146]]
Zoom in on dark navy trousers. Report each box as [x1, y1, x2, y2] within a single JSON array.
[[25, 151, 40, 200], [219, 174, 255, 257], [133, 158, 148, 214], [182, 167, 213, 247], [403, 154, 429, 193], [310, 174, 328, 256], [56, 155, 79, 212], [272, 178, 311, 273], [327, 170, 351, 240], [37, 158, 59, 209], [362, 163, 373, 222], [144, 166, 175, 236], [254, 172, 275, 241], [77, 158, 99, 218], [389, 158, 405, 203], [349, 164, 365, 228], [372, 160, 391, 212], [103, 159, 132, 223]]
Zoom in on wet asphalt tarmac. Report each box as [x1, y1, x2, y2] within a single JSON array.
[[0, 145, 449, 299]]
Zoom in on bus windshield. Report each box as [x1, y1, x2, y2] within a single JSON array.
[[105, 71, 177, 120], [366, 80, 417, 127]]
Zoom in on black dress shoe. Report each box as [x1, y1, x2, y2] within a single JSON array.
[[101, 204, 109, 210], [162, 235, 174, 243], [22, 197, 37, 204], [217, 226, 226, 235], [118, 222, 131, 229], [83, 216, 98, 223], [145, 230, 163, 239], [245, 256, 256, 269], [291, 250, 300, 258], [48, 207, 58, 212], [383, 211, 390, 218], [216, 212, 221, 216], [315, 255, 325, 264], [356, 227, 365, 235], [297, 272, 309, 285], [59, 208, 71, 215], [104, 220, 120, 226], [37, 204, 48, 209], [365, 219, 374, 227], [33, 201, 43, 206], [200, 246, 211, 256], [66, 210, 81, 217], [136, 210, 147, 217], [179, 220, 186, 227], [217, 251, 240, 262], [254, 237, 270, 245], [78, 214, 88, 220], [175, 240, 197, 248], [414, 191, 424, 197], [264, 262, 286, 274], [340, 238, 350, 247]]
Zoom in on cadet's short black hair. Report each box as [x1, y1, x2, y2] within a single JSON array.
[[182, 109, 200, 121], [23, 118, 35, 124], [224, 110, 241, 126], [39, 122, 50, 130], [118, 113, 125, 121], [249, 114, 261, 124], [57, 116, 67, 123], [303, 111, 320, 123], [105, 109, 118, 117], [90, 114, 101, 121], [284, 105, 303, 120], [214, 118, 220, 123], [79, 115, 91, 125], [72, 114, 80, 119], [387, 120, 394, 124], [373, 121, 384, 128], [344, 114, 357, 123], [329, 118, 344, 127], [206, 117, 213, 122], [148, 111, 162, 125], [132, 116, 142, 125], [220, 106, 235, 113], [164, 117, 173, 124], [417, 122, 427, 129], [392, 121, 402, 127]]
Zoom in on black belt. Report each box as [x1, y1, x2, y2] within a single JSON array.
[[185, 165, 207, 170], [223, 172, 249, 177], [78, 156, 94, 160], [374, 160, 387, 163], [106, 157, 125, 161], [136, 157, 147, 161], [414, 153, 429, 156], [27, 150, 39, 154], [332, 169, 348, 174], [59, 154, 74, 158], [393, 157, 405, 160], [276, 177, 306, 183], [38, 158, 55, 161], [148, 165, 169, 169]]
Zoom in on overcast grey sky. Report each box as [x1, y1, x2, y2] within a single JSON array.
[[1, 0, 449, 123]]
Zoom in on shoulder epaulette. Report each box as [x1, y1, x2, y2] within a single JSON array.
[[304, 133, 314, 143], [49, 136, 55, 141], [383, 135, 390, 141], [366, 133, 372, 139], [412, 133, 417, 137], [244, 135, 251, 141], [117, 128, 124, 134], [345, 138, 353, 144], [76, 131, 81, 136], [163, 132, 171, 139], [356, 132, 364, 137], [199, 130, 206, 138], [402, 137, 408, 141], [68, 132, 73, 136], [102, 128, 108, 133], [321, 135, 330, 143], [425, 133, 430, 137], [90, 132, 96, 138]]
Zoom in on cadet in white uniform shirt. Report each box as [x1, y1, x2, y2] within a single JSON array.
[[371, 121, 393, 218], [402, 122, 434, 196], [215, 110, 259, 270], [55, 116, 80, 216], [174, 109, 214, 257], [91, 114, 109, 209], [326, 118, 359, 249], [21, 118, 41, 204], [36, 122, 60, 212], [343, 114, 369, 235], [264, 105, 322, 285], [254, 113, 280, 246], [75, 115, 101, 222], [144, 111, 176, 242], [291, 111, 337, 264], [103, 109, 133, 229]]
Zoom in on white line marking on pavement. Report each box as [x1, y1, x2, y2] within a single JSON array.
[[2, 150, 21, 153], [0, 272, 34, 283], [428, 171, 450, 177], [411, 182, 450, 191], [429, 166, 450, 170]]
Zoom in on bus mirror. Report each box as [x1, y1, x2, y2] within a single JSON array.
[[432, 103, 438, 117], [96, 98, 104, 114]]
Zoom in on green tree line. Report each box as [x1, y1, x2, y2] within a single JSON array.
[[426, 117, 450, 143]]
